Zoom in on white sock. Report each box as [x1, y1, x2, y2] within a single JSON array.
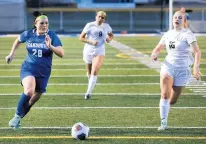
[[86, 75, 97, 95], [86, 72, 90, 82], [14, 114, 21, 119], [159, 98, 170, 123]]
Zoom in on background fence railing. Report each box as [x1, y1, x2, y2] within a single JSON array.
[[27, 7, 206, 33]]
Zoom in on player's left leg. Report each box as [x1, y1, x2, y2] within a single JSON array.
[[85, 55, 104, 100], [170, 68, 191, 104]]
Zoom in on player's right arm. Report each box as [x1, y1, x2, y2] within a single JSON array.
[[5, 38, 21, 64], [151, 43, 165, 61], [151, 33, 166, 61], [79, 23, 98, 46], [5, 31, 27, 64]]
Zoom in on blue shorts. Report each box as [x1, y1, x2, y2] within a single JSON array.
[[20, 62, 51, 93], [20, 71, 50, 93]]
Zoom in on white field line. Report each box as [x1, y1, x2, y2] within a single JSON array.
[[0, 75, 205, 78], [193, 91, 206, 92], [0, 93, 197, 96], [109, 40, 162, 72], [1, 33, 206, 37], [0, 63, 141, 66], [189, 89, 206, 91], [187, 86, 206, 89], [1, 107, 206, 110], [0, 83, 160, 86], [0, 75, 160, 78], [1, 126, 206, 130], [0, 68, 151, 71], [0, 58, 127, 61], [0, 58, 125, 63]]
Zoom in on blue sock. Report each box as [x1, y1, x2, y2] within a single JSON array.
[[16, 93, 31, 118]]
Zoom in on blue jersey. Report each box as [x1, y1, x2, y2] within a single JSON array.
[[19, 29, 62, 77]]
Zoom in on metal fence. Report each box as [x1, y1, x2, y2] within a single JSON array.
[[26, 7, 206, 33]]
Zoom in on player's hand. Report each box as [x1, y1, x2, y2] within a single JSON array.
[[106, 38, 111, 43], [5, 54, 14, 64], [193, 66, 201, 80], [151, 53, 158, 61], [91, 40, 98, 46], [45, 34, 52, 48]]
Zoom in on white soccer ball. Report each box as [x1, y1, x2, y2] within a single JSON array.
[[71, 122, 90, 140]]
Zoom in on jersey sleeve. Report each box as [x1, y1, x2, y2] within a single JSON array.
[[158, 33, 166, 46], [82, 23, 90, 34], [106, 24, 112, 33], [186, 31, 196, 44], [50, 32, 62, 47], [18, 31, 28, 43]]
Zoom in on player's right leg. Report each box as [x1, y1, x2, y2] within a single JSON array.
[[86, 64, 92, 82], [9, 76, 35, 129], [158, 72, 173, 131], [85, 55, 104, 100]]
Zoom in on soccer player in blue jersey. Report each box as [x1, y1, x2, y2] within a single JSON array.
[[5, 11, 64, 129]]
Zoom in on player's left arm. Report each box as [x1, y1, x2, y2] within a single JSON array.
[[190, 41, 201, 80], [45, 34, 64, 58], [106, 32, 113, 43], [106, 24, 113, 43]]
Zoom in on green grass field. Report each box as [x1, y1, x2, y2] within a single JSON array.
[[0, 36, 206, 144]]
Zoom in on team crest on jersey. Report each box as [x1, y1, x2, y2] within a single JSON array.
[[169, 41, 175, 49]]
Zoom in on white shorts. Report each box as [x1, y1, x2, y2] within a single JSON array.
[[160, 64, 191, 86], [83, 46, 105, 64]]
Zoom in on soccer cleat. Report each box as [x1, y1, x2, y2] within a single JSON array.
[[157, 119, 168, 131], [85, 94, 91, 100], [157, 125, 168, 131], [9, 114, 21, 130]]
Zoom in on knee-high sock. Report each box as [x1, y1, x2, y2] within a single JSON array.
[[86, 75, 97, 95], [16, 93, 31, 118], [159, 98, 170, 121]]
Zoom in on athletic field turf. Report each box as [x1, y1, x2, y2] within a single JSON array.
[[0, 36, 205, 144]]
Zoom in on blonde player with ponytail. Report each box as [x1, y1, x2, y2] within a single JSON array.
[[151, 11, 201, 130], [79, 11, 113, 100]]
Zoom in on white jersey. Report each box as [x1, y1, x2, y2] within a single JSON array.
[[83, 21, 112, 50], [159, 28, 196, 69]]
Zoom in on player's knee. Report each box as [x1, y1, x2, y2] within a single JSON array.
[[91, 69, 99, 75], [24, 89, 35, 97], [161, 92, 170, 99]]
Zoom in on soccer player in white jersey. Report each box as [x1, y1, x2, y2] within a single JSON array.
[[79, 11, 113, 100], [151, 11, 201, 130]]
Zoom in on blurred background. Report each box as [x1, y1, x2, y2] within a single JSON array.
[[0, 0, 206, 34]]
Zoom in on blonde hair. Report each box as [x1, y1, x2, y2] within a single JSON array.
[[174, 11, 188, 28], [97, 11, 107, 18]]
